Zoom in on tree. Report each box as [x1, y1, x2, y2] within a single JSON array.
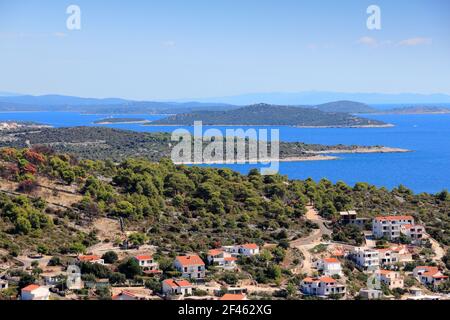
[[18, 274, 35, 289], [118, 258, 142, 279], [102, 251, 118, 264]]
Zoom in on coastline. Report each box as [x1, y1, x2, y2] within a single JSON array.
[[143, 123, 393, 128], [173, 155, 339, 165], [306, 147, 411, 154]]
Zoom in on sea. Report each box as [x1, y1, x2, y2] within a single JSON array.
[[0, 112, 449, 194]]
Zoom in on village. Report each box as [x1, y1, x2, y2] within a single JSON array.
[[1, 206, 448, 301]]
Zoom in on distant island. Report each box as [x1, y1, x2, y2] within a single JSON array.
[[93, 117, 147, 124], [374, 106, 450, 115], [148, 104, 389, 127]]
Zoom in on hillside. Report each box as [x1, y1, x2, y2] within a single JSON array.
[[150, 104, 387, 127]]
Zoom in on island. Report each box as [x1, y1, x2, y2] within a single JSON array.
[[148, 103, 389, 127], [0, 126, 409, 163], [93, 118, 148, 124]]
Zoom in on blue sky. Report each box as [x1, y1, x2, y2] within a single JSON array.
[[0, 0, 449, 100]]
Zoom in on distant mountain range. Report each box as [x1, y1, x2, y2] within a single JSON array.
[[0, 93, 449, 115], [179, 91, 450, 105], [149, 103, 388, 127]]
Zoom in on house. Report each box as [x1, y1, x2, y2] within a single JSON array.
[[222, 244, 260, 257], [239, 243, 260, 256], [405, 287, 442, 300], [112, 290, 139, 301], [377, 245, 413, 267], [339, 210, 368, 227], [174, 255, 206, 279], [0, 279, 8, 290], [21, 284, 50, 300], [350, 248, 380, 272], [207, 249, 237, 270], [314, 258, 342, 276], [300, 276, 346, 297], [77, 255, 105, 265], [219, 293, 247, 301], [413, 266, 449, 287], [375, 270, 404, 290], [162, 279, 193, 296], [400, 224, 426, 244], [41, 269, 65, 287], [133, 255, 160, 274], [359, 289, 383, 300], [372, 215, 423, 242]]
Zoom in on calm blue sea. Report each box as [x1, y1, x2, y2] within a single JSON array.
[[0, 112, 449, 194]]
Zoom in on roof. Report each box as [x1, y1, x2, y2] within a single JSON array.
[[135, 255, 153, 261], [303, 277, 337, 284], [375, 215, 414, 222], [112, 291, 137, 300], [323, 258, 339, 264], [163, 279, 192, 288], [219, 293, 246, 301], [319, 276, 337, 284], [340, 210, 357, 216], [22, 284, 40, 292], [241, 243, 258, 250], [78, 255, 102, 262], [415, 266, 440, 276], [176, 255, 205, 266], [208, 249, 224, 256], [377, 270, 394, 276], [224, 257, 237, 262]]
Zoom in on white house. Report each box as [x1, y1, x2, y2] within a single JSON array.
[[375, 270, 404, 290], [21, 284, 50, 300], [133, 255, 160, 274], [222, 244, 260, 257], [77, 255, 105, 265], [174, 255, 206, 279], [300, 276, 346, 297], [162, 279, 193, 296], [351, 248, 380, 272], [314, 258, 342, 276], [413, 266, 448, 287], [400, 224, 426, 244], [377, 245, 413, 267], [372, 215, 423, 242], [207, 249, 237, 270], [359, 289, 383, 300]]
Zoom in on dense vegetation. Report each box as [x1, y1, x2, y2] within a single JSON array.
[[150, 104, 386, 127]]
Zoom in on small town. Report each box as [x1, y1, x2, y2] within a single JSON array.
[[1, 204, 449, 300]]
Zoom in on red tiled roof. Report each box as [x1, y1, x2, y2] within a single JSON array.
[[323, 258, 339, 264], [163, 279, 192, 288], [219, 294, 246, 301], [78, 255, 101, 262], [176, 255, 205, 266], [135, 255, 153, 261], [241, 243, 258, 250], [224, 257, 237, 262], [22, 284, 40, 292], [208, 249, 223, 256], [415, 266, 440, 276], [377, 270, 394, 276], [375, 215, 414, 222], [319, 276, 337, 284]]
